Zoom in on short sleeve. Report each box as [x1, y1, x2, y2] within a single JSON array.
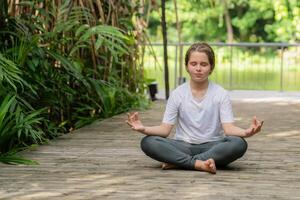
[[162, 91, 180, 125], [220, 93, 234, 123]]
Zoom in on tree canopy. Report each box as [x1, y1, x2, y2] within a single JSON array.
[[148, 0, 300, 43]]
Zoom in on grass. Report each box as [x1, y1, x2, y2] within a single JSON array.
[[143, 45, 300, 91]]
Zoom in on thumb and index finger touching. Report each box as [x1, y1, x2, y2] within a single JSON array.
[[126, 111, 140, 124], [252, 116, 264, 129]]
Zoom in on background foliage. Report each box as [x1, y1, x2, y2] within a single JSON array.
[[143, 0, 300, 93], [0, 0, 151, 164], [148, 0, 300, 43]]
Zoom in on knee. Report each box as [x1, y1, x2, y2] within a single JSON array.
[[229, 136, 248, 157], [140, 136, 160, 154]]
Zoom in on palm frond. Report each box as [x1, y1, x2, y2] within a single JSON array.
[[0, 146, 38, 165]]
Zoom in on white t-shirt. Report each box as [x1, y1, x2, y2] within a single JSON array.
[[162, 81, 234, 144]]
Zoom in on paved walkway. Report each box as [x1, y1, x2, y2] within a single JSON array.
[[158, 89, 300, 102], [0, 98, 300, 199]]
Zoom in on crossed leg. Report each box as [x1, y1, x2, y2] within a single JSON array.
[[141, 136, 247, 174], [162, 159, 216, 174]]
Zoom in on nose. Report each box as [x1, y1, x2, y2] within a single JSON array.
[[195, 65, 202, 71]]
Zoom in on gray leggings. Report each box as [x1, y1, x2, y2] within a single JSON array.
[[141, 136, 247, 170]]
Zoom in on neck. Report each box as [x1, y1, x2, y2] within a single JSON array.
[[190, 79, 209, 91]]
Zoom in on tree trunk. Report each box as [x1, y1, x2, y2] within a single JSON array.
[[173, 0, 184, 85], [161, 0, 169, 99], [222, 0, 234, 43]]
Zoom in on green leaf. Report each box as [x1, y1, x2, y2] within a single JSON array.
[[0, 146, 39, 165]]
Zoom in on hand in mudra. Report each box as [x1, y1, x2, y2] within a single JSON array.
[[245, 116, 264, 137], [126, 112, 145, 132]]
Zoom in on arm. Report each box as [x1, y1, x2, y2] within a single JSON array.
[[126, 112, 174, 138], [222, 116, 264, 138]]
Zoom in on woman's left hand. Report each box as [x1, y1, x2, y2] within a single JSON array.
[[244, 116, 264, 137]]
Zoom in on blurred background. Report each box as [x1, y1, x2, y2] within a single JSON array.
[[143, 0, 300, 93]]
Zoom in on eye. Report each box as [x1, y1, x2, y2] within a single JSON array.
[[190, 62, 197, 66], [200, 62, 209, 67]]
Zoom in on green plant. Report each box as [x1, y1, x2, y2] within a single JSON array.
[[0, 0, 150, 164], [0, 94, 46, 153], [0, 146, 38, 165]]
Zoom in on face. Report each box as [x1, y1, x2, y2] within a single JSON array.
[[186, 51, 212, 83]]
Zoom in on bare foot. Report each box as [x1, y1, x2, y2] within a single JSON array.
[[194, 159, 216, 174], [161, 163, 178, 170]]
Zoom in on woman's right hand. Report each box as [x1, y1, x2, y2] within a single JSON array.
[[126, 112, 146, 132]]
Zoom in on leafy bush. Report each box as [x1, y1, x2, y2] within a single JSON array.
[[0, 0, 150, 164]]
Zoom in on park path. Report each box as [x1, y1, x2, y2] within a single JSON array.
[[0, 98, 300, 200]]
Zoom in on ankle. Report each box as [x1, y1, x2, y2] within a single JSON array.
[[194, 160, 204, 169], [194, 159, 217, 174]]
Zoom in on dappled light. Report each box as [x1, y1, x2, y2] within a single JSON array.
[[233, 117, 243, 121], [1, 0, 300, 199], [266, 130, 300, 138], [1, 99, 299, 199], [237, 98, 300, 104], [229, 90, 300, 103]]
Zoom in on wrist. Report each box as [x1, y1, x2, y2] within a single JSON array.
[[140, 126, 147, 134], [243, 129, 250, 138]]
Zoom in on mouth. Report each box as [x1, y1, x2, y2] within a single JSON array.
[[195, 74, 203, 77]]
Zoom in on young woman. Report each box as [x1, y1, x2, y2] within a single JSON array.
[[126, 42, 264, 174]]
